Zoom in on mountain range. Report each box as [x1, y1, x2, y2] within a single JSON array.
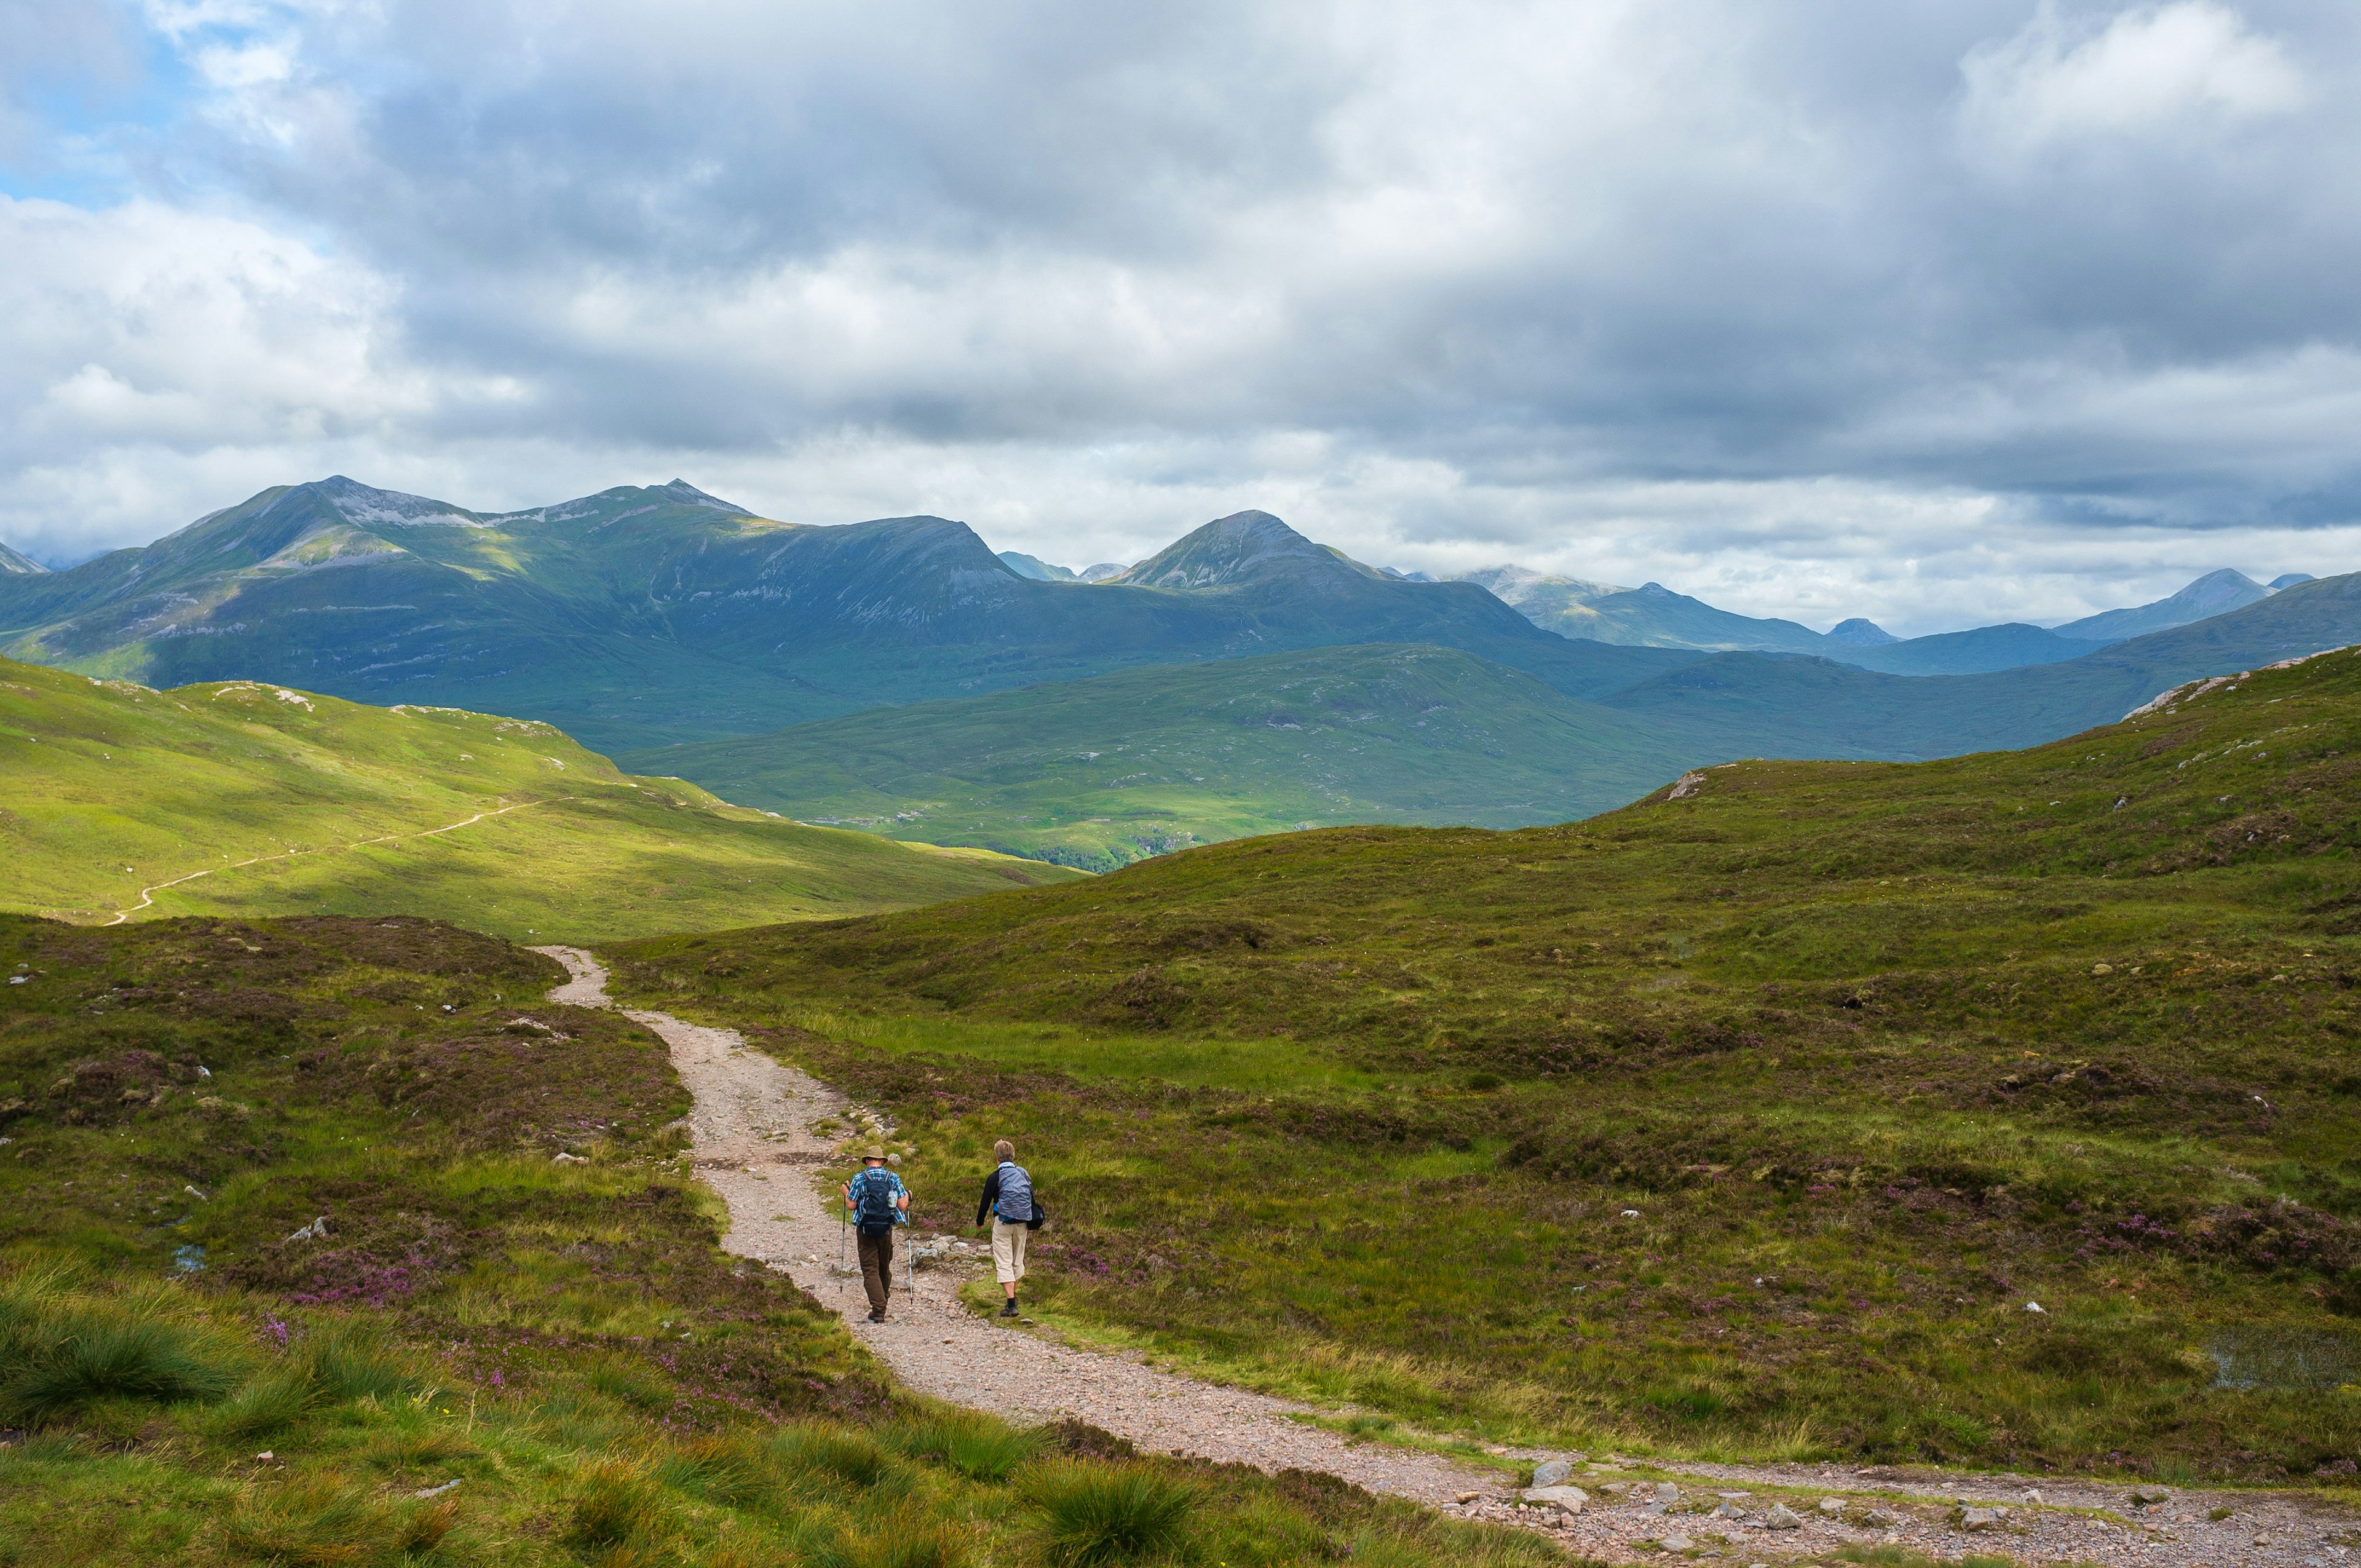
[[0, 480, 1683, 753], [3, 476, 2355, 868]]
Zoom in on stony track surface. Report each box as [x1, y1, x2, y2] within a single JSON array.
[[536, 946, 2361, 1567]]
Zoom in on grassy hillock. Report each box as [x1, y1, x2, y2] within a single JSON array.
[[0, 657, 1078, 941], [0, 914, 1539, 1566], [615, 646, 2361, 1479], [628, 644, 1688, 869]]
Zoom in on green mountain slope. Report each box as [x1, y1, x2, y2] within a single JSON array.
[[0, 483, 1696, 751], [624, 644, 1690, 869], [0, 657, 1076, 939], [616, 645, 2361, 1471]]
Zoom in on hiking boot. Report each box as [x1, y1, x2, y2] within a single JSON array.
[[999, 1298, 1019, 1317], [867, 1309, 886, 1323]]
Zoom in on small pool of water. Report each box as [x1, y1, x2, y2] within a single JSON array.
[[172, 1245, 207, 1273], [2207, 1324, 2360, 1391]]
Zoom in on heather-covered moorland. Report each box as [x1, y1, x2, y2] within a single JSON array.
[[615, 647, 2361, 1480], [0, 913, 1535, 1565]]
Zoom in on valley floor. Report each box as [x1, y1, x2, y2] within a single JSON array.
[[544, 947, 2361, 1568]]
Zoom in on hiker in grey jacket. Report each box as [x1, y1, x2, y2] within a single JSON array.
[[973, 1139, 1035, 1317]]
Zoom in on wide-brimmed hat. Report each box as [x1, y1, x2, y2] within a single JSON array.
[[862, 1146, 887, 1160]]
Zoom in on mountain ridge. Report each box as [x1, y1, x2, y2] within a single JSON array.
[[0, 481, 1690, 751]]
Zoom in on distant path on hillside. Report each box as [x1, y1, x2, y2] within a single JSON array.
[[534, 947, 2356, 1568], [105, 798, 555, 924]]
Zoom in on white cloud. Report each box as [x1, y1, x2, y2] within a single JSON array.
[[1960, 2, 2306, 160]]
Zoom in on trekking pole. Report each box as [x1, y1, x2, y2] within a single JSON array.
[[837, 1203, 847, 1297]]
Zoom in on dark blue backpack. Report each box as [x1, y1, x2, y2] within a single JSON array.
[[854, 1169, 900, 1234]]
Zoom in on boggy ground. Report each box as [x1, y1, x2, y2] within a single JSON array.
[[0, 912, 1554, 1566], [556, 946, 2361, 1568], [612, 647, 2361, 1484]]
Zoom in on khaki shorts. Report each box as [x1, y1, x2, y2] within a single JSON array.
[[991, 1218, 1029, 1284]]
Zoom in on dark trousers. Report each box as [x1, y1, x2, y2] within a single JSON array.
[[857, 1229, 895, 1313]]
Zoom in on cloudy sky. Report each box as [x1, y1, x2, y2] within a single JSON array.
[[2, 1, 2356, 633]]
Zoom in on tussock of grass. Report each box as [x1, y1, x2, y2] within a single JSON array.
[[879, 1405, 1045, 1480], [771, 1422, 898, 1491], [809, 1503, 975, 1568], [0, 1286, 239, 1423], [223, 1473, 456, 1566], [1023, 1460, 1203, 1565], [563, 1459, 670, 1549]]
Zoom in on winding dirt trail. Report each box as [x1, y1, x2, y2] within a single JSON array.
[[534, 946, 2358, 1567], [107, 798, 557, 924]]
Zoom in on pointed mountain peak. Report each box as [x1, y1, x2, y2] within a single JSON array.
[[1826, 617, 1897, 647], [2055, 568, 2274, 642], [0, 539, 47, 574], [1118, 510, 1334, 589], [656, 480, 753, 515], [304, 475, 487, 529]]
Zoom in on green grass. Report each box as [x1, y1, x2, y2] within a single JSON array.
[[1021, 1460, 1203, 1564], [0, 911, 1552, 1566], [0, 654, 1079, 941], [612, 644, 2361, 1479], [627, 643, 1685, 869]]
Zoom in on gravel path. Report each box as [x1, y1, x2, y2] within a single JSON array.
[[535, 946, 2361, 1567]]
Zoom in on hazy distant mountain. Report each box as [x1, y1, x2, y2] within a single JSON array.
[[997, 551, 1080, 582], [1463, 561, 2319, 679], [1827, 622, 2113, 677], [1454, 566, 1829, 654], [1825, 617, 1894, 646], [2056, 568, 2273, 642], [0, 541, 44, 575], [1600, 572, 2361, 762], [1077, 563, 1128, 582], [2273, 572, 2316, 590]]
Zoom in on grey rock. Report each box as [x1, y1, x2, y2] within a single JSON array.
[[1656, 1482, 1682, 1503], [1524, 1485, 1588, 1516], [1660, 1536, 1695, 1553], [1960, 1508, 2003, 1532], [1865, 1508, 1899, 1527], [1763, 1505, 1803, 1530], [1819, 1497, 1846, 1515], [1533, 1459, 1576, 1487]]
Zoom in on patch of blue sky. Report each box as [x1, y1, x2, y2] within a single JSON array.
[[0, 3, 296, 208]]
